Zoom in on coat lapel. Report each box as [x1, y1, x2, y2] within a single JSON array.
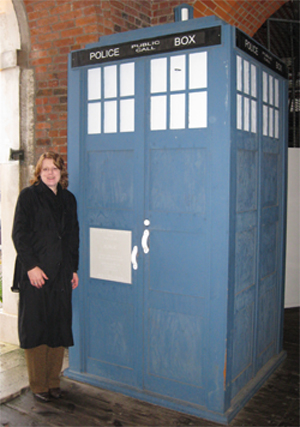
[[36, 181, 64, 234]]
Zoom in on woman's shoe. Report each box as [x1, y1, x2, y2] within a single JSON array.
[[49, 387, 63, 399], [34, 392, 50, 402]]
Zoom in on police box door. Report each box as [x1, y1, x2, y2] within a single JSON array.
[[69, 26, 222, 406], [82, 58, 145, 389]]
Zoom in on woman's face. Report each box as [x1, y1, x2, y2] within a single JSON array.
[[40, 158, 61, 193]]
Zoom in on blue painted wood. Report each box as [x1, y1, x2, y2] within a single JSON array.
[[84, 59, 145, 389], [227, 25, 288, 410], [67, 16, 288, 424], [67, 55, 85, 374]]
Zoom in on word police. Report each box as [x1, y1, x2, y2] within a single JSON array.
[[90, 48, 120, 61]]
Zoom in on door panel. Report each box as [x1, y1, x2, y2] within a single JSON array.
[[149, 148, 206, 214], [148, 309, 205, 386], [149, 230, 208, 295], [82, 48, 212, 403], [83, 59, 145, 387], [143, 52, 210, 405], [231, 58, 285, 398], [256, 139, 281, 372]]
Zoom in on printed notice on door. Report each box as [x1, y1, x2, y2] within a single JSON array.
[[90, 228, 132, 284]]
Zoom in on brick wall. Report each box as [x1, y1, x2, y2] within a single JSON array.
[[22, 0, 286, 162], [193, 0, 287, 37], [109, 1, 151, 32], [24, 0, 100, 161]]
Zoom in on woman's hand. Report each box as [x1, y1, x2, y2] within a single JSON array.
[[71, 272, 79, 289], [27, 267, 49, 288]]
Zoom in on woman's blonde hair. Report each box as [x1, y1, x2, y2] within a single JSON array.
[[30, 151, 69, 189]]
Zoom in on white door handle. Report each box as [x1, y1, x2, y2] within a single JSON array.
[[141, 229, 150, 254], [131, 245, 138, 270]]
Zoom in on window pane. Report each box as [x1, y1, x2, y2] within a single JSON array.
[[151, 58, 167, 93], [120, 99, 135, 132], [151, 95, 166, 130], [189, 91, 207, 128], [120, 62, 135, 97], [263, 72, 268, 103], [88, 102, 101, 134], [237, 94, 242, 130], [269, 75, 274, 105], [237, 55, 242, 92], [251, 100, 257, 133], [243, 60, 249, 95], [104, 65, 117, 99], [170, 55, 186, 91], [263, 104, 268, 136], [275, 110, 279, 138], [269, 107, 274, 137], [88, 68, 101, 100], [104, 100, 117, 133], [170, 94, 185, 129], [251, 64, 257, 98], [244, 97, 250, 131], [274, 79, 279, 108], [189, 52, 207, 89]]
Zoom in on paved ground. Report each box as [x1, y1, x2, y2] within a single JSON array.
[[0, 342, 28, 404], [0, 342, 69, 404]]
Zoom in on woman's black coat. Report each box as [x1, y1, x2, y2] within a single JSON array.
[[12, 180, 79, 349]]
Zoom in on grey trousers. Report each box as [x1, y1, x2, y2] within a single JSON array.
[[24, 345, 65, 393]]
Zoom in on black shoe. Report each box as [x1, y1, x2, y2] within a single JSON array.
[[49, 387, 63, 399], [34, 392, 50, 403]]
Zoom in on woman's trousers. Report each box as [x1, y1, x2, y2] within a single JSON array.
[[24, 345, 65, 393]]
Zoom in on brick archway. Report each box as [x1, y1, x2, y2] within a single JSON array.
[[148, 1, 286, 36], [192, 0, 287, 36]]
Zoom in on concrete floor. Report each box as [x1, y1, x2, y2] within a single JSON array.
[[0, 341, 69, 404], [0, 342, 29, 404]]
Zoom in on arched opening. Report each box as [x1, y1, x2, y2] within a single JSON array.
[[0, 0, 35, 344]]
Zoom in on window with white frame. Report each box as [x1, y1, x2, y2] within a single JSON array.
[[236, 55, 257, 134], [87, 62, 135, 134], [262, 71, 280, 138], [150, 52, 208, 131]]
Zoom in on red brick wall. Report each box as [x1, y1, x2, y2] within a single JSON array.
[[109, 1, 151, 32], [193, 0, 287, 37], [24, 0, 101, 161], [22, 0, 286, 162], [151, 0, 185, 25]]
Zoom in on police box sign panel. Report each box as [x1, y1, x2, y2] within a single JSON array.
[[236, 28, 288, 78], [72, 26, 221, 68]]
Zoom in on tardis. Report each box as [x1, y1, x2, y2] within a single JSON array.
[[67, 14, 288, 424]]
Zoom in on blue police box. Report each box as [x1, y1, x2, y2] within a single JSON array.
[[66, 14, 288, 424]]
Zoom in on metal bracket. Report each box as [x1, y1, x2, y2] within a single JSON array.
[[10, 149, 25, 161]]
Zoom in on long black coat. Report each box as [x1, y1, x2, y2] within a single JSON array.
[[12, 181, 79, 349]]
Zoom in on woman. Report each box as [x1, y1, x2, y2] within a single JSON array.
[[12, 151, 79, 403]]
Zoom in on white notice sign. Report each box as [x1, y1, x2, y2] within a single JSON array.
[[90, 228, 132, 284]]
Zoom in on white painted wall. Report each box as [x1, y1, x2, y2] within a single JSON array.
[[0, 163, 19, 344], [0, 0, 20, 160], [284, 148, 300, 308], [0, 0, 21, 344]]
